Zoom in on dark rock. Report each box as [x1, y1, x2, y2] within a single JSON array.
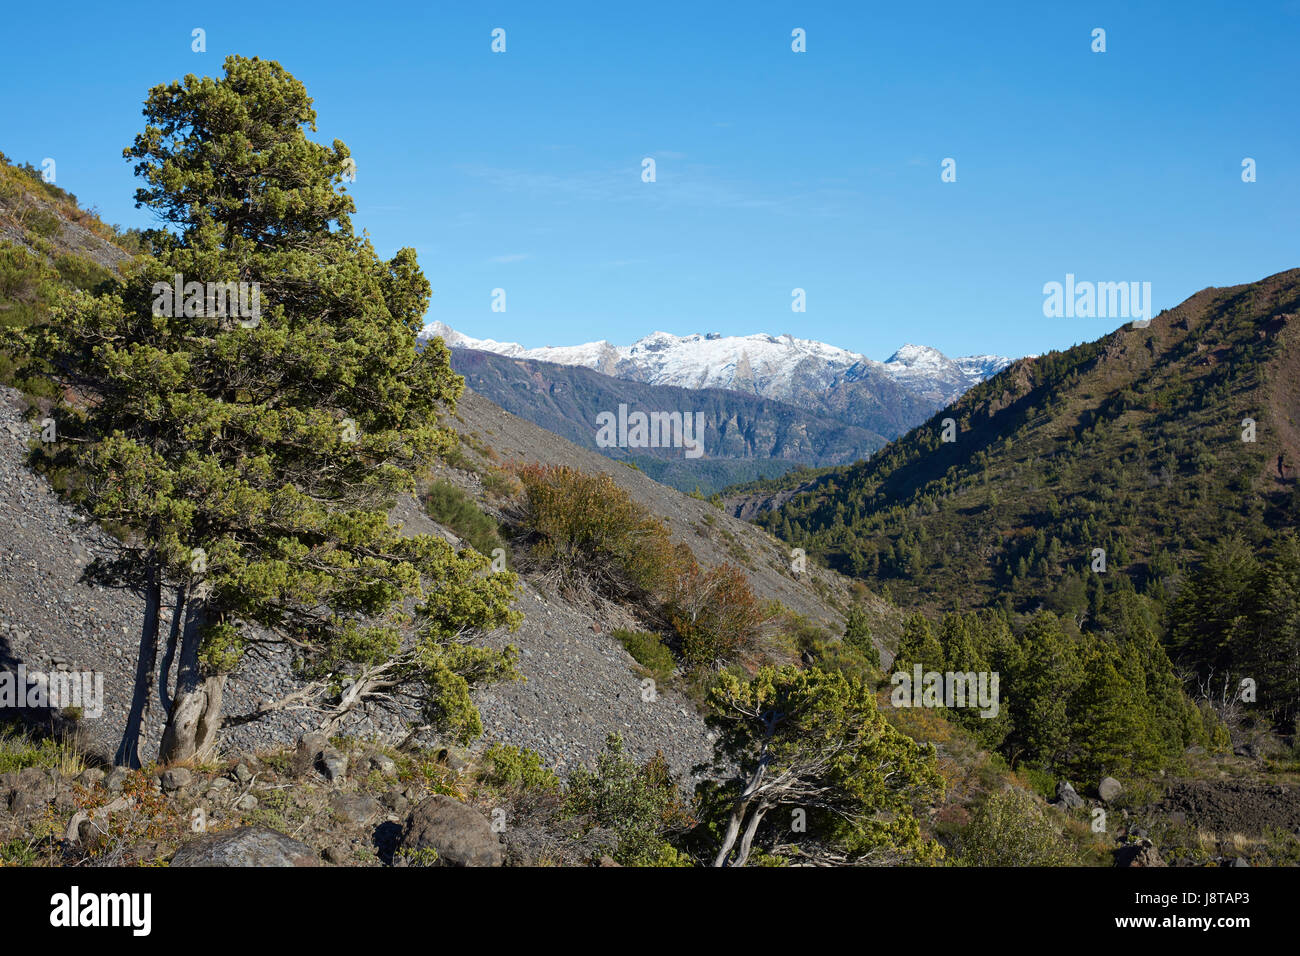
[[1115, 839, 1166, 868], [399, 795, 503, 867], [1054, 781, 1084, 810], [171, 826, 320, 867]]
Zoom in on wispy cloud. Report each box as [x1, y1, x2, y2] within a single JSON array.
[[457, 162, 858, 218]]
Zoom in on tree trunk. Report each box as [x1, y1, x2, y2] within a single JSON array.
[[712, 800, 750, 867], [114, 561, 163, 768], [733, 804, 768, 867], [159, 598, 225, 763]]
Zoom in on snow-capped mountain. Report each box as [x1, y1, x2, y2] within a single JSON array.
[[423, 322, 1013, 407]]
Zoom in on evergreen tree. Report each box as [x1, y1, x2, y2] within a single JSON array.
[[5, 57, 520, 764]]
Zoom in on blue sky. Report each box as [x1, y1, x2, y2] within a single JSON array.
[[1, 0, 1296, 360]]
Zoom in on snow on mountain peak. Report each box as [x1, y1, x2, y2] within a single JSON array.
[[420, 321, 1014, 406]]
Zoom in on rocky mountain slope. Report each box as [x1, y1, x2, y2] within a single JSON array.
[[738, 269, 1300, 615], [0, 376, 885, 778]]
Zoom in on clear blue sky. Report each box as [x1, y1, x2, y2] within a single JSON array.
[[2, 0, 1296, 360]]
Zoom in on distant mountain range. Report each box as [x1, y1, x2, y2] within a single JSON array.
[[425, 322, 1014, 408], [424, 323, 1017, 494]]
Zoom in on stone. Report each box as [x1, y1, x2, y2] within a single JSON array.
[[330, 792, 381, 827], [1054, 781, 1085, 810], [320, 747, 348, 783], [293, 733, 328, 777], [235, 793, 259, 811], [1098, 776, 1123, 802], [161, 767, 193, 793], [399, 795, 503, 867], [232, 760, 254, 784], [1115, 839, 1166, 868], [171, 826, 320, 867], [103, 766, 131, 792]]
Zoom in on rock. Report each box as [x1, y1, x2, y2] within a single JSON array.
[[381, 789, 409, 814], [161, 767, 193, 793], [399, 795, 503, 867], [1099, 776, 1123, 802], [1054, 781, 1085, 810], [367, 752, 397, 776], [103, 766, 131, 792], [598, 855, 621, 867], [439, 746, 473, 772], [207, 776, 232, 792], [1115, 839, 1166, 868], [331, 792, 381, 826], [171, 826, 320, 867], [2, 767, 56, 813], [322, 845, 349, 865], [293, 733, 328, 777], [235, 793, 259, 812], [320, 747, 348, 783], [232, 760, 254, 784], [76, 767, 105, 789], [1230, 856, 1250, 867]]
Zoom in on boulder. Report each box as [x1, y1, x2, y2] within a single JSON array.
[[330, 791, 381, 826], [161, 767, 193, 793], [1054, 781, 1085, 809], [1115, 839, 1166, 868], [399, 795, 503, 867], [171, 826, 320, 867], [1098, 776, 1123, 802], [293, 733, 329, 777], [103, 766, 131, 792]]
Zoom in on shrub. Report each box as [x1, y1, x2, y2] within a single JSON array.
[[666, 561, 770, 666], [516, 463, 680, 597], [612, 629, 676, 685], [564, 734, 694, 866], [958, 787, 1081, 866], [479, 743, 560, 793], [423, 479, 503, 557]]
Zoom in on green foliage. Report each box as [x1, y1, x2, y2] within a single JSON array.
[[564, 734, 694, 866], [705, 665, 945, 866], [958, 788, 1082, 866], [423, 478, 503, 557], [611, 629, 676, 685], [1, 56, 522, 757], [479, 743, 560, 793], [842, 603, 878, 667]]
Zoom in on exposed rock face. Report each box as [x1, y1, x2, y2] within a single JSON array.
[[170, 826, 320, 867], [399, 795, 503, 867]]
